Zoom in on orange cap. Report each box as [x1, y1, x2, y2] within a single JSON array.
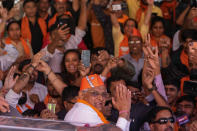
[[132, 28, 141, 38], [80, 74, 104, 91]]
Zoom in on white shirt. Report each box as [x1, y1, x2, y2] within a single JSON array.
[[65, 102, 130, 131], [0, 44, 18, 71], [5, 82, 48, 112], [173, 30, 181, 51], [42, 27, 86, 73]]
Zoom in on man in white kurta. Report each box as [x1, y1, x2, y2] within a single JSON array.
[[64, 74, 131, 131]]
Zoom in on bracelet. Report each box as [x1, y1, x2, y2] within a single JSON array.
[[119, 110, 129, 115], [46, 69, 52, 78]]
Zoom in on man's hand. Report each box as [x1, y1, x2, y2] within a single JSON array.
[[190, 120, 197, 131], [0, 96, 10, 113], [56, 24, 70, 42], [97, 50, 110, 62], [29, 94, 40, 104], [142, 66, 155, 90], [3, 66, 19, 90], [143, 37, 160, 76], [106, 57, 119, 71], [40, 109, 58, 120], [36, 60, 52, 75], [112, 84, 131, 120], [31, 51, 46, 67]]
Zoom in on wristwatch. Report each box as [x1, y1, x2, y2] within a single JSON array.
[[148, 83, 157, 92]]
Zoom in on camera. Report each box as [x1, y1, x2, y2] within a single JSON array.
[[183, 80, 197, 96]]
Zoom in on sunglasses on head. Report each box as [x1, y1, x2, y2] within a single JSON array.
[[152, 117, 175, 124]]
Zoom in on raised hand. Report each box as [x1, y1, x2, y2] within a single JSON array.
[[142, 65, 155, 90], [3, 66, 19, 90], [36, 60, 51, 75], [143, 40, 160, 75], [31, 51, 46, 67], [112, 84, 131, 120], [78, 61, 91, 77], [159, 37, 171, 50], [56, 24, 70, 42], [97, 50, 110, 62]]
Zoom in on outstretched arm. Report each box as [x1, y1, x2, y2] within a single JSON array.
[[77, 0, 88, 31]]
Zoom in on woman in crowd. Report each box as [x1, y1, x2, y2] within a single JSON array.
[[150, 16, 171, 53], [3, 20, 33, 60], [61, 49, 83, 87]]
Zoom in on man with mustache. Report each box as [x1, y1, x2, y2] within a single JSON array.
[[90, 48, 110, 74], [148, 106, 175, 131]]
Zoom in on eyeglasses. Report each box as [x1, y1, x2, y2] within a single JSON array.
[[177, 104, 194, 109], [129, 40, 141, 45], [89, 91, 109, 98], [152, 117, 175, 124]]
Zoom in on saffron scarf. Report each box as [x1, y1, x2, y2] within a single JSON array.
[[21, 16, 47, 44], [136, 1, 148, 23], [77, 99, 109, 124], [180, 50, 189, 69], [5, 37, 31, 57]]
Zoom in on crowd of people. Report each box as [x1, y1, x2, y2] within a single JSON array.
[[0, 0, 197, 130]]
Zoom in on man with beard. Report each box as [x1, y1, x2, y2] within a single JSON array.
[[90, 48, 110, 74], [148, 106, 174, 131], [176, 95, 197, 122], [5, 59, 48, 114]]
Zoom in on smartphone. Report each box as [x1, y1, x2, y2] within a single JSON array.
[[81, 50, 90, 68], [183, 81, 197, 96], [112, 4, 122, 11], [58, 18, 75, 34]]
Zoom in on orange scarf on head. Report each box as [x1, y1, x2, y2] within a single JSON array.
[[5, 37, 31, 57], [48, 11, 72, 28], [118, 14, 129, 24], [77, 99, 109, 124], [180, 50, 189, 69], [21, 16, 47, 44], [136, 1, 148, 23], [160, 0, 177, 23]]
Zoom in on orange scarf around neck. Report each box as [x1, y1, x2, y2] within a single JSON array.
[[180, 50, 189, 69], [77, 99, 109, 124], [5, 37, 31, 57], [21, 16, 47, 44], [136, 1, 148, 23], [160, 0, 177, 23], [48, 11, 72, 28]]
